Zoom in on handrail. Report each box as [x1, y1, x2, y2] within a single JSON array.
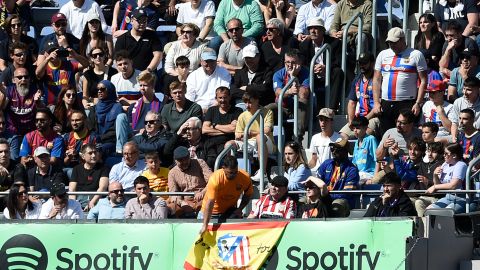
[[308, 44, 332, 147], [277, 77, 297, 176], [403, 0, 409, 44], [10, 191, 196, 196], [243, 109, 266, 192], [371, 0, 377, 54], [214, 143, 236, 171], [466, 155, 480, 213], [341, 12, 364, 113], [387, 0, 393, 29]]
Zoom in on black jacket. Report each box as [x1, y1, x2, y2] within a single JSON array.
[[230, 66, 275, 106], [298, 35, 342, 68], [364, 190, 417, 217], [132, 131, 169, 158]]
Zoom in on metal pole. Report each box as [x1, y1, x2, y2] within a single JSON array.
[[465, 156, 480, 213], [372, 0, 377, 54], [294, 94, 298, 141], [277, 77, 296, 176], [308, 44, 331, 148], [214, 144, 236, 171], [403, 0, 409, 47], [388, 0, 393, 30], [259, 113, 265, 192], [418, 0, 423, 16], [243, 109, 262, 175]]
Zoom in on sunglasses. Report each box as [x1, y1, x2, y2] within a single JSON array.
[[228, 27, 243, 33], [54, 21, 67, 27], [266, 27, 278, 32], [305, 185, 318, 189], [15, 75, 29, 80], [35, 118, 47, 123], [91, 52, 105, 58], [110, 189, 125, 194], [10, 23, 21, 28], [65, 93, 75, 98], [13, 52, 26, 57], [18, 191, 28, 196], [145, 120, 157, 125], [181, 30, 193, 34], [97, 87, 107, 92]]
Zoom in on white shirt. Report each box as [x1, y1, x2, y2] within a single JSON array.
[[59, 0, 108, 39], [111, 69, 141, 99], [293, 0, 336, 35], [164, 40, 207, 74], [186, 65, 231, 109], [3, 202, 42, 219], [176, 0, 216, 38], [421, 100, 454, 137], [39, 198, 84, 219], [308, 131, 342, 172]]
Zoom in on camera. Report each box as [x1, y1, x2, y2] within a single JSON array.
[[56, 48, 69, 58]]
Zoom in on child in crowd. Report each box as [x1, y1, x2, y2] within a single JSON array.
[[141, 151, 170, 198], [351, 116, 378, 185], [421, 122, 439, 161], [392, 137, 425, 189]]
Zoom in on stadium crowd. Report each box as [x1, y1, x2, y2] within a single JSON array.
[[0, 0, 479, 222]]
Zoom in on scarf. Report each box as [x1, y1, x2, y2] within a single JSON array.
[[131, 96, 161, 130], [95, 80, 118, 134]]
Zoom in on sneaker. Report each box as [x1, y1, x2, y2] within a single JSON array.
[[251, 170, 267, 182]]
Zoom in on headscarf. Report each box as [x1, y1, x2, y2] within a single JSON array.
[[95, 80, 118, 133]]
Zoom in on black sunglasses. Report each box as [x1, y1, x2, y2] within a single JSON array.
[[110, 189, 125, 194]]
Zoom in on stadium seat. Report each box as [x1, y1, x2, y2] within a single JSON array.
[[424, 208, 455, 217], [40, 26, 54, 37], [348, 209, 367, 218], [156, 25, 176, 32], [27, 26, 35, 38]]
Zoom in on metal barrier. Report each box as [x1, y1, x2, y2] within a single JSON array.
[[403, 0, 409, 41], [308, 44, 332, 147], [466, 155, 480, 213], [341, 12, 364, 113], [214, 143, 236, 171], [277, 77, 297, 176], [372, 0, 378, 54], [243, 109, 266, 192]]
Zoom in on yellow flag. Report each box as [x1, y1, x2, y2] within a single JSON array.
[[184, 222, 289, 270]]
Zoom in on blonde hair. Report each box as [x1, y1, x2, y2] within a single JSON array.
[[137, 70, 156, 86]]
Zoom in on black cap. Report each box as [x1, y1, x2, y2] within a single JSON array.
[[358, 52, 374, 64], [44, 41, 60, 54], [270, 176, 289, 187], [173, 146, 189, 160], [380, 172, 401, 185], [131, 8, 147, 20], [50, 182, 67, 196], [461, 49, 477, 59]]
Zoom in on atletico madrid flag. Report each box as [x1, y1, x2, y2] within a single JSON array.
[[184, 222, 288, 270]]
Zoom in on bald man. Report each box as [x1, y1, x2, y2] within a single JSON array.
[[87, 181, 126, 220]]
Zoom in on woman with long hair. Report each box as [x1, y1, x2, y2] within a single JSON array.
[[79, 14, 113, 67], [283, 141, 311, 191], [3, 182, 42, 219], [53, 86, 85, 134], [414, 13, 445, 62]]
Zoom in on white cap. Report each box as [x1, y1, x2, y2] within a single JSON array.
[[242, 44, 259, 59]]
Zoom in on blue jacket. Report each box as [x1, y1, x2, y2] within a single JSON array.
[[393, 157, 419, 189], [317, 159, 359, 208]]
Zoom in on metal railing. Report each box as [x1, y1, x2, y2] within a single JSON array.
[[341, 12, 364, 113], [372, 0, 378, 54], [277, 77, 297, 176], [403, 0, 409, 41], [308, 44, 332, 147], [466, 156, 480, 213], [243, 109, 266, 192], [214, 143, 236, 171], [387, 0, 393, 29]]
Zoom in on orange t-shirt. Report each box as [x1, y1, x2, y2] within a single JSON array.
[[201, 169, 253, 215]]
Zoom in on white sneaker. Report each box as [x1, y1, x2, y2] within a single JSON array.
[[251, 171, 267, 182]]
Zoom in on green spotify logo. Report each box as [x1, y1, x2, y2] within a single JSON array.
[[0, 234, 48, 270]]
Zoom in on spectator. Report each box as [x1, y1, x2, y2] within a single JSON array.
[[211, 0, 264, 51], [227, 90, 275, 182], [434, 0, 478, 37], [63, 110, 98, 169], [116, 71, 164, 152], [447, 50, 480, 101], [308, 108, 343, 174], [340, 52, 378, 138], [142, 151, 169, 194], [392, 137, 425, 189], [199, 155, 253, 234], [427, 143, 469, 213], [112, 0, 161, 36], [0, 42, 35, 87], [133, 111, 168, 157], [439, 21, 479, 78], [39, 182, 84, 219], [261, 18, 296, 74], [53, 87, 85, 135], [162, 56, 190, 95], [260, 0, 296, 29], [164, 117, 207, 165], [125, 176, 168, 219], [160, 81, 203, 133], [109, 142, 146, 191], [217, 19, 255, 75], [114, 8, 162, 72], [168, 146, 212, 217], [316, 137, 359, 217], [231, 43, 275, 105], [110, 50, 141, 108], [0, 139, 26, 199], [202, 87, 243, 168], [296, 176, 332, 218], [186, 50, 231, 112], [351, 116, 378, 184], [283, 141, 311, 191], [376, 110, 422, 161], [449, 77, 480, 141], [35, 41, 89, 106], [88, 80, 123, 155], [68, 144, 109, 211], [293, 0, 336, 42], [81, 47, 117, 109], [364, 172, 417, 217], [0, 15, 37, 72], [78, 14, 114, 66], [415, 142, 444, 216], [373, 27, 427, 132], [3, 182, 42, 219], [20, 108, 65, 166], [176, 0, 215, 43], [300, 17, 343, 110], [421, 80, 453, 140], [421, 122, 439, 147], [414, 13, 445, 62], [248, 175, 296, 219], [165, 23, 207, 76], [27, 147, 68, 193], [457, 108, 480, 163], [87, 181, 126, 220], [59, 0, 108, 39]]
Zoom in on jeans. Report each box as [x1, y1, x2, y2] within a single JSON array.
[[430, 193, 467, 213], [115, 113, 132, 153], [4, 132, 22, 161]]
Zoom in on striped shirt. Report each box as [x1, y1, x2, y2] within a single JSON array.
[[249, 194, 296, 219]]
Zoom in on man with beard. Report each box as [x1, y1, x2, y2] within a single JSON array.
[[230, 44, 275, 106], [217, 18, 255, 75], [199, 155, 253, 234], [168, 146, 212, 218], [87, 181, 127, 220], [20, 108, 64, 167], [63, 110, 99, 169], [247, 176, 296, 219], [0, 67, 42, 161]]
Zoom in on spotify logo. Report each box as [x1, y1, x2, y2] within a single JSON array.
[[0, 234, 48, 270]]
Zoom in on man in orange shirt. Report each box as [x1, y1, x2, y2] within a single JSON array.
[[199, 155, 253, 234]]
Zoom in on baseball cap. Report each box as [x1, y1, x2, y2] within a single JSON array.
[[427, 80, 446, 92], [329, 137, 348, 148], [131, 8, 147, 20], [50, 182, 67, 196], [201, 50, 217, 61], [51, 13, 67, 24], [86, 13, 101, 23], [242, 44, 259, 59], [307, 17, 326, 30], [173, 146, 189, 160], [301, 177, 325, 189], [44, 41, 60, 54], [34, 146, 50, 157], [460, 49, 478, 59], [316, 108, 334, 119], [386, 27, 405, 43], [270, 176, 289, 187], [358, 52, 374, 64]]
